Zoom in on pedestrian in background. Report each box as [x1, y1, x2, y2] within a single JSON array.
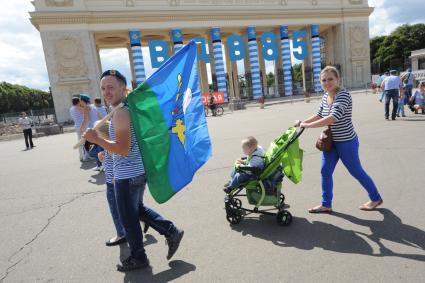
[[69, 96, 87, 161], [381, 70, 402, 120], [18, 112, 35, 150]]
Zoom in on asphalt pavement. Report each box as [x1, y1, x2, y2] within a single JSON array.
[[1, 91, 424, 282]]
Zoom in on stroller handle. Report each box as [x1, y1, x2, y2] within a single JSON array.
[[294, 127, 305, 140]]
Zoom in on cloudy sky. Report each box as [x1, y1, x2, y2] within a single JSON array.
[[0, 0, 423, 91]]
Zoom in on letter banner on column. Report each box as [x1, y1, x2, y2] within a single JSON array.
[[129, 30, 146, 86], [311, 24, 322, 92], [192, 37, 210, 63], [211, 27, 228, 102], [227, 35, 245, 61], [172, 28, 183, 54], [247, 26, 263, 99], [280, 26, 292, 96], [149, 40, 170, 69]]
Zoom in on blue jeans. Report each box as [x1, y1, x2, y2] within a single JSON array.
[[228, 170, 253, 188], [89, 145, 103, 167], [384, 89, 399, 119], [114, 175, 176, 260], [405, 85, 413, 99], [397, 98, 405, 116], [379, 91, 385, 102], [320, 137, 382, 208], [106, 182, 125, 237]]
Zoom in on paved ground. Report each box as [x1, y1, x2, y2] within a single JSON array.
[[1, 92, 424, 283]]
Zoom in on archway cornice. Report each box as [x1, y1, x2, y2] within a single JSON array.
[[30, 8, 373, 30]]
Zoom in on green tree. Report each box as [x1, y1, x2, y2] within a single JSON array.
[[0, 82, 53, 114], [292, 63, 303, 82], [370, 23, 425, 73], [266, 72, 275, 87]]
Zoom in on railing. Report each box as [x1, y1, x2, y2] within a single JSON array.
[[0, 108, 56, 126]]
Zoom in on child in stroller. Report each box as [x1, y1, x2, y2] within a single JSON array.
[[223, 127, 304, 226], [223, 136, 265, 193]]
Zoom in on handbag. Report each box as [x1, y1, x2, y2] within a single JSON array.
[[316, 126, 333, 152], [315, 102, 333, 152]]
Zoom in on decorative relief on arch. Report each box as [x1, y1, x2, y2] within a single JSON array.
[[45, 0, 73, 7], [55, 38, 87, 80], [350, 26, 368, 58]]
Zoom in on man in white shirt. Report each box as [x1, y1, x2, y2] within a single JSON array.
[[94, 97, 108, 119], [18, 112, 35, 150], [381, 70, 402, 120]]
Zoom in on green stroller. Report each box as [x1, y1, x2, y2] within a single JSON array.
[[224, 127, 304, 226]]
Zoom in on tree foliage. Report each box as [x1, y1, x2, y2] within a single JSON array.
[[0, 82, 53, 114], [292, 63, 303, 82], [370, 23, 425, 73]]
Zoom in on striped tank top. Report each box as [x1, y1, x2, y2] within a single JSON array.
[[104, 151, 113, 184], [317, 89, 357, 142], [108, 107, 145, 180]]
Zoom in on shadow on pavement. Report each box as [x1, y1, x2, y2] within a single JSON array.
[[80, 160, 96, 170], [231, 208, 425, 262], [88, 172, 105, 185], [122, 260, 196, 283], [331, 208, 425, 261]]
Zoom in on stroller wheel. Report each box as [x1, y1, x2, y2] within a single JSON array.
[[225, 198, 243, 224], [226, 212, 242, 225], [276, 210, 292, 226]]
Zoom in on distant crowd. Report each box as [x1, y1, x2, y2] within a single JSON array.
[[376, 68, 424, 120]]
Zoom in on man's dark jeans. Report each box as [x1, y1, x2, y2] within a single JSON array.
[[385, 89, 399, 119], [114, 175, 176, 261], [23, 128, 34, 148]]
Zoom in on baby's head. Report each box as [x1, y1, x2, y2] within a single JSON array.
[[241, 136, 258, 156], [94, 120, 109, 139]]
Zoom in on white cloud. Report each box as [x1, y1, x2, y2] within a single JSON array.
[[0, 1, 49, 90], [368, 0, 425, 37]]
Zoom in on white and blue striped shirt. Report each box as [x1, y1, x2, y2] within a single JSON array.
[[69, 106, 83, 129], [317, 89, 357, 142], [109, 107, 145, 180], [104, 151, 113, 184]]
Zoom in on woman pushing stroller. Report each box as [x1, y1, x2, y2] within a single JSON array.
[[295, 65, 383, 213]]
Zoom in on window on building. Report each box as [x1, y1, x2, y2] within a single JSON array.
[[419, 58, 425, 70]]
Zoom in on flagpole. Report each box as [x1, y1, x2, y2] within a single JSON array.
[[72, 102, 124, 149]]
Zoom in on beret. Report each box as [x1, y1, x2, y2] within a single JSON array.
[[100, 69, 127, 85], [79, 93, 91, 103]]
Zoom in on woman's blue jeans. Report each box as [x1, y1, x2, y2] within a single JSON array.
[[106, 182, 125, 237], [320, 137, 382, 208], [114, 175, 176, 260]]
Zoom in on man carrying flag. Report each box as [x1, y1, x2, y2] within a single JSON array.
[[83, 69, 184, 272]]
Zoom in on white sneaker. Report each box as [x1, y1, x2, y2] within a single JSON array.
[[94, 166, 102, 171]]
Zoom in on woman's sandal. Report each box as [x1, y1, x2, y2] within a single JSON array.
[[105, 236, 127, 247], [308, 205, 333, 214], [359, 199, 383, 211]]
